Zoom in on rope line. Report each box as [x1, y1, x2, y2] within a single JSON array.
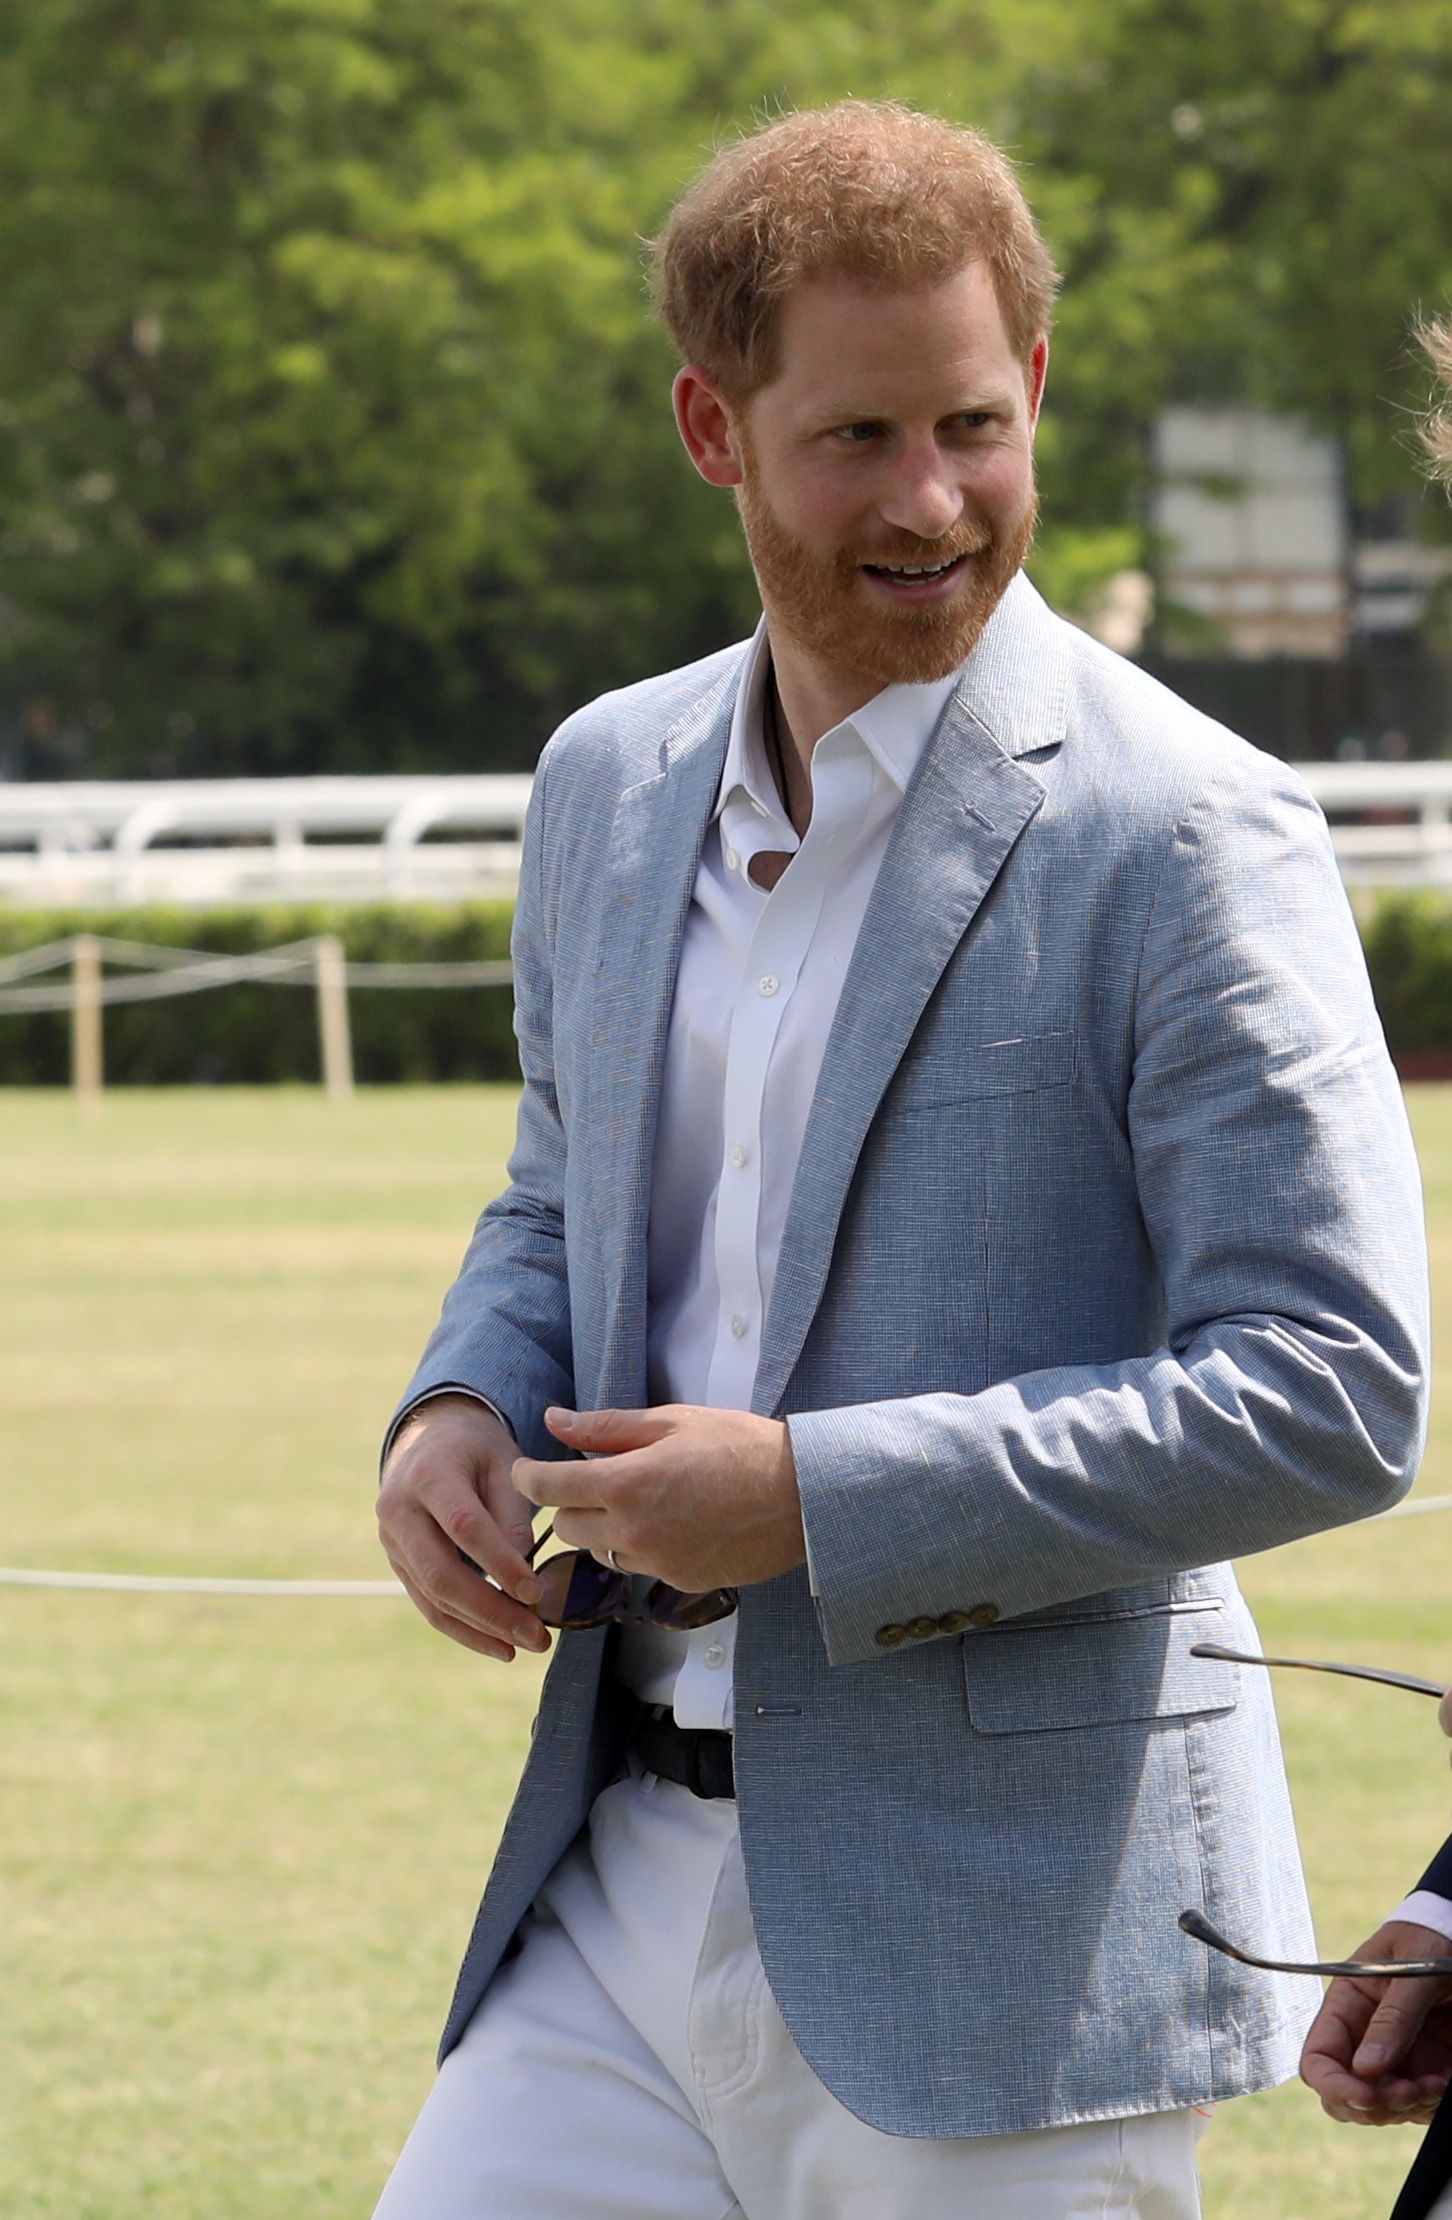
[[3, 1494, 1450, 1600], [0, 935, 513, 1013], [0, 1567, 404, 1596]]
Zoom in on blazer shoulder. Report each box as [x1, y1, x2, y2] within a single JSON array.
[[1053, 616, 1322, 832], [534, 638, 750, 791]]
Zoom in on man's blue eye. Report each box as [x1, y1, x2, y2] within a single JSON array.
[[838, 424, 878, 442]]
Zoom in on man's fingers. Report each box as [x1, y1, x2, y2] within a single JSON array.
[[1439, 1684, 1452, 1739], [545, 1405, 677, 1452], [389, 1566, 520, 1663], [381, 1465, 538, 1606], [517, 1443, 654, 1513], [1355, 1985, 1433, 2076], [379, 1505, 549, 1651]]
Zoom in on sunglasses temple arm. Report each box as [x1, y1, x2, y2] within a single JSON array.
[[525, 1519, 555, 1568], [1190, 1642, 1448, 1699], [1179, 1913, 1452, 1980]]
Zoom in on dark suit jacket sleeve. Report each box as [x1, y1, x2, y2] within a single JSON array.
[[1418, 1833, 1452, 1899]]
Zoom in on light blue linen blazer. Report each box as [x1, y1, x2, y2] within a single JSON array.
[[395, 574, 1429, 2137]]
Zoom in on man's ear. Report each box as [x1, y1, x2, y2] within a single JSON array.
[[673, 366, 745, 487], [1025, 336, 1049, 435]]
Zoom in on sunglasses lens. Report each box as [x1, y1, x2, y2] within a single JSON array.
[[645, 1584, 738, 1631], [535, 1552, 629, 1629]]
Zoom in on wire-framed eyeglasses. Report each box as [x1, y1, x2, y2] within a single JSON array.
[[522, 1520, 737, 1633], [1179, 1642, 1452, 1980]]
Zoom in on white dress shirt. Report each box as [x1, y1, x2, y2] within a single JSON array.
[[614, 619, 959, 1728], [1388, 1886, 1452, 1940]]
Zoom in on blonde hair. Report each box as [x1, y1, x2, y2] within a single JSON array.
[[650, 101, 1058, 398], [1421, 316, 1452, 486]]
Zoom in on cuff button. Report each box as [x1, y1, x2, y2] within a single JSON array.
[[905, 1616, 937, 1641], [967, 1603, 1001, 1628], [874, 1624, 908, 1648]]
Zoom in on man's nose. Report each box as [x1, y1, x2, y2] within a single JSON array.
[[877, 442, 964, 542]]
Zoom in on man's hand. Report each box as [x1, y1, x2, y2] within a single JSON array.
[[377, 1395, 551, 1662], [515, 1405, 806, 1593], [1300, 1923, 1452, 2126]]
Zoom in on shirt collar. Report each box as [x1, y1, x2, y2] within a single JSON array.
[[712, 614, 962, 827]]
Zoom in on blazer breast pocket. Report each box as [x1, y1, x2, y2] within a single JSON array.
[[962, 1602, 1238, 1734], [887, 1028, 1076, 1115]]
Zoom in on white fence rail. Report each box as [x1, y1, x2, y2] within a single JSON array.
[[0, 774, 530, 905], [4, 764, 1452, 903], [1293, 763, 1452, 885]]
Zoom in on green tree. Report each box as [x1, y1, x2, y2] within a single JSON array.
[[1, 0, 1448, 778]]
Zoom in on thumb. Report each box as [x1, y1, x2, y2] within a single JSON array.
[[1355, 1986, 1431, 2076], [545, 1406, 672, 1452]]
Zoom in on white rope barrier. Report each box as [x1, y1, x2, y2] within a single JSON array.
[[0, 936, 513, 1013], [0, 1566, 404, 1596], [2, 1493, 1449, 1602], [1376, 1492, 1452, 1520]]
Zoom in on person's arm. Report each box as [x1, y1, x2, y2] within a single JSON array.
[[386, 740, 575, 1465], [1301, 1835, 1452, 2127], [376, 741, 575, 1659], [1387, 1833, 1452, 1943], [786, 763, 1430, 1665]]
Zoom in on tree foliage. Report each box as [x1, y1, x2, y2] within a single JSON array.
[[0, 0, 1448, 776]]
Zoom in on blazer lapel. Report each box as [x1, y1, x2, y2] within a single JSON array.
[[589, 665, 739, 1407], [752, 577, 1066, 1416]]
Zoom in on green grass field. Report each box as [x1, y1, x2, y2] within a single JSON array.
[[4, 1083, 1451, 2218]]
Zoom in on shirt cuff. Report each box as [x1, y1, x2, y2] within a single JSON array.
[[381, 1384, 516, 1470], [1385, 1890, 1452, 1943]]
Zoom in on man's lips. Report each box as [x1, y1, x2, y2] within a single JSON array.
[[859, 551, 974, 598]]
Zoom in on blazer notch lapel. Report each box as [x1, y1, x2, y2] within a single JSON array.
[[754, 707, 1046, 1416], [588, 671, 738, 1404]]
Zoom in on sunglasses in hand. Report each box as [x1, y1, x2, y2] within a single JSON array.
[[514, 1521, 738, 1633], [1180, 1641, 1452, 1979]]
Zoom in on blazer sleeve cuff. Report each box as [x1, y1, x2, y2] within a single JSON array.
[[786, 1401, 1003, 1667]]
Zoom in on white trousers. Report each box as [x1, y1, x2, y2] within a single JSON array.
[[374, 1755, 1207, 2219]]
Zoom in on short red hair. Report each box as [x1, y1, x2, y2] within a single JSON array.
[[650, 101, 1058, 398]]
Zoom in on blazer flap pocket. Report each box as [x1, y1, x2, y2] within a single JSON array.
[[963, 1603, 1237, 1734], [895, 1028, 1076, 1110]]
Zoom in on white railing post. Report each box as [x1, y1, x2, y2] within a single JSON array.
[[313, 935, 354, 1102], [70, 934, 103, 1107]]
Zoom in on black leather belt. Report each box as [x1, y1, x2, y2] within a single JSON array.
[[633, 1703, 736, 1800]]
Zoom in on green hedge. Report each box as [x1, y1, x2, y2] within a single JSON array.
[[1360, 895, 1452, 1059], [0, 904, 518, 1084], [4, 891, 1452, 1085]]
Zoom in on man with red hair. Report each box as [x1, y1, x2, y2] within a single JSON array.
[[372, 103, 1428, 2217]]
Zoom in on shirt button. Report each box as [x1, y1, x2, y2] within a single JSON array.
[[730, 1313, 748, 1339], [724, 846, 740, 871], [729, 1142, 748, 1169], [757, 974, 779, 997], [703, 1643, 726, 1669]]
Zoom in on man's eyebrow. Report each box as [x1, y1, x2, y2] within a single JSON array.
[[802, 391, 1017, 428]]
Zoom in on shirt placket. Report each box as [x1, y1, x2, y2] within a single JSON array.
[[674, 741, 875, 1729]]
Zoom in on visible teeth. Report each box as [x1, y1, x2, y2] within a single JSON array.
[[878, 557, 956, 578]]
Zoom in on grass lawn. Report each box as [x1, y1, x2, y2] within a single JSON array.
[[3, 1081, 1451, 2217]]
